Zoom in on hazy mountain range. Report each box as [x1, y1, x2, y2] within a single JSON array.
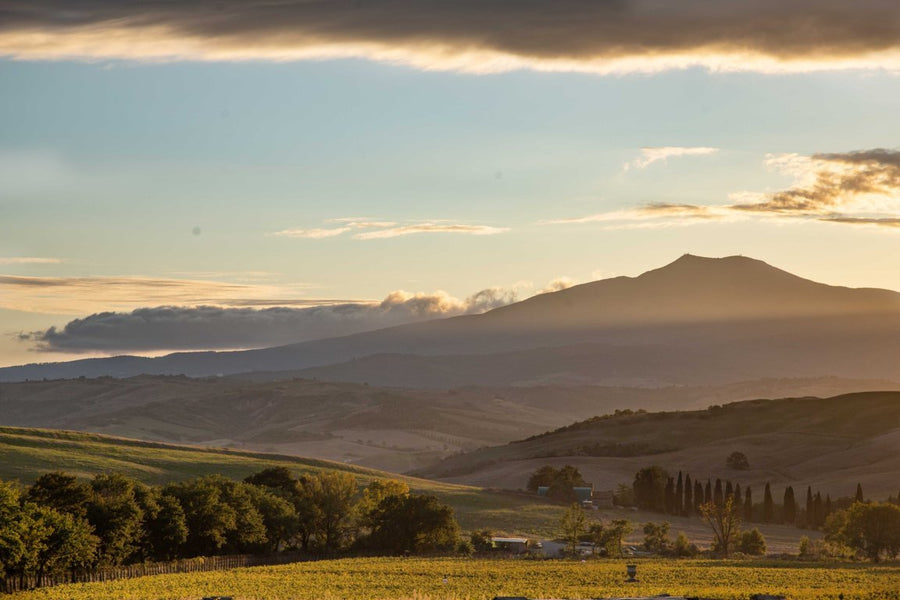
[[4, 254, 900, 387]]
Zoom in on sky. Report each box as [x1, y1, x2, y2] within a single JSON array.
[[3, 1, 900, 366]]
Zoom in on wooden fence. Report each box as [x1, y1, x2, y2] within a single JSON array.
[[1, 552, 312, 594]]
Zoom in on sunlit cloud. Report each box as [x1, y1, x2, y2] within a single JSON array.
[[625, 147, 719, 171], [272, 219, 508, 240], [543, 203, 736, 230], [354, 223, 508, 240], [2, 2, 900, 74], [729, 149, 900, 227], [549, 149, 900, 231], [0, 257, 63, 265], [271, 227, 351, 239]]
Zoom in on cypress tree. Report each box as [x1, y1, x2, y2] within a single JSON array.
[[664, 477, 675, 514], [725, 480, 734, 501], [744, 486, 753, 522], [806, 485, 815, 527], [824, 494, 832, 521], [813, 492, 823, 528], [675, 472, 684, 515], [733, 483, 743, 514], [783, 486, 796, 525], [704, 479, 712, 504], [763, 482, 774, 523], [855, 483, 864, 504], [714, 478, 724, 507], [694, 480, 704, 513], [684, 474, 693, 516]]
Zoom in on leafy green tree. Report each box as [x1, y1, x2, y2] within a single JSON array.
[[738, 528, 767, 555], [144, 493, 187, 561], [642, 521, 671, 554], [602, 519, 633, 558], [86, 473, 144, 565], [828, 502, 900, 562], [367, 494, 459, 554], [26, 472, 91, 519], [244, 467, 297, 492], [527, 466, 558, 492], [356, 479, 410, 531], [306, 472, 357, 553], [27, 504, 98, 582], [700, 496, 741, 557], [633, 466, 668, 512], [470, 529, 494, 552], [165, 477, 236, 556], [245, 485, 298, 552], [548, 465, 588, 502], [560, 503, 586, 555], [0, 481, 27, 586]]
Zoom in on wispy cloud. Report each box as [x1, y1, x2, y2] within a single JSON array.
[[271, 227, 351, 239], [273, 219, 508, 240], [354, 223, 508, 239], [549, 149, 900, 231], [0, 257, 62, 265], [543, 204, 735, 229], [0, 275, 318, 315], [1, 2, 899, 74], [625, 147, 719, 171]]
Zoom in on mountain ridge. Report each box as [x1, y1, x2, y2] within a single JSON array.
[[3, 254, 900, 383]]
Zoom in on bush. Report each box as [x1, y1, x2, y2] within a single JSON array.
[[673, 532, 699, 557], [738, 528, 767, 556], [642, 521, 671, 554]]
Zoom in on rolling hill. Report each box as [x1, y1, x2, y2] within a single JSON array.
[[0, 426, 827, 548], [417, 391, 900, 500], [4, 254, 900, 387], [2, 374, 894, 473], [0, 426, 565, 536]]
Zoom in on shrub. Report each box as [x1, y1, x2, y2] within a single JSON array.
[[739, 528, 767, 556]]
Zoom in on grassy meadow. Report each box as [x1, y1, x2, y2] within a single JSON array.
[[9, 557, 900, 600]]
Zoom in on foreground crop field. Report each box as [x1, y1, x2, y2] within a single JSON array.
[[11, 557, 900, 600]]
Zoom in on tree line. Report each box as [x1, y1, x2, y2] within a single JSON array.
[[630, 464, 889, 530], [0, 468, 462, 590]]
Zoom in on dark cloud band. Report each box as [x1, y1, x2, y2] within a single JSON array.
[[1, 1, 899, 72]]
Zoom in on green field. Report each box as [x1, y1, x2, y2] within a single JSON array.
[[10, 557, 900, 600], [0, 426, 564, 536]]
